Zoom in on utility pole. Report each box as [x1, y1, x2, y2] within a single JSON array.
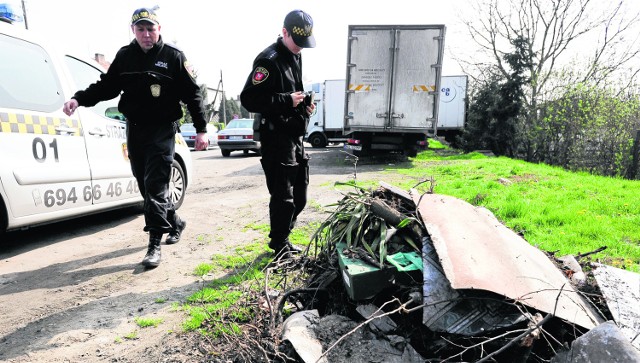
[[220, 70, 227, 125]]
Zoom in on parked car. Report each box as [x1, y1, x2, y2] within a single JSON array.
[[0, 21, 193, 236], [217, 118, 261, 157], [179, 123, 218, 150]]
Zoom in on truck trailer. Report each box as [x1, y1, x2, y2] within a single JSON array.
[[435, 74, 468, 143], [343, 24, 446, 156], [304, 75, 467, 149]]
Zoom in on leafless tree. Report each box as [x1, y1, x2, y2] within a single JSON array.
[[461, 0, 640, 104]]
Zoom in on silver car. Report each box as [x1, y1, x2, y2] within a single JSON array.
[[217, 118, 261, 157], [179, 123, 218, 150]]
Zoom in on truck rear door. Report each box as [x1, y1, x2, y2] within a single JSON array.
[[345, 25, 445, 132]]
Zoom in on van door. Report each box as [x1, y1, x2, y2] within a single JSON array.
[[62, 56, 141, 206], [0, 33, 93, 221]]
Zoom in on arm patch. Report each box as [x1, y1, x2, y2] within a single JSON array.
[[252, 67, 269, 85], [184, 60, 196, 79]]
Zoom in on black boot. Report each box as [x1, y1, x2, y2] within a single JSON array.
[[141, 232, 162, 268], [166, 217, 186, 245], [269, 238, 302, 258]]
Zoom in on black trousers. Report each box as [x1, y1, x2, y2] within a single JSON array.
[[126, 121, 179, 234], [260, 133, 309, 244]]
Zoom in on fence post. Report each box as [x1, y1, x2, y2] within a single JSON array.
[[626, 130, 640, 180]]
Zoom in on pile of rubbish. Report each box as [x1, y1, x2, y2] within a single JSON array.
[[278, 181, 640, 362]]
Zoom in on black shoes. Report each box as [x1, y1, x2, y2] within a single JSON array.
[[142, 233, 162, 268], [166, 218, 186, 245], [269, 239, 303, 257], [142, 217, 185, 268]]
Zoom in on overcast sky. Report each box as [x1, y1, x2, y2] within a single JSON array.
[[14, 0, 468, 98]]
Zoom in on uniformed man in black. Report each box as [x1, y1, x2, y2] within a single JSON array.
[[240, 9, 316, 256], [63, 8, 208, 268]]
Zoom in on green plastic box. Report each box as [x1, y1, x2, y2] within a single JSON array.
[[336, 242, 396, 300]]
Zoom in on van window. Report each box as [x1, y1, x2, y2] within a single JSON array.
[[0, 34, 64, 112], [64, 55, 122, 120]]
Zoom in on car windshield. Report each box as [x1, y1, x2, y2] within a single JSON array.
[[226, 119, 253, 129]]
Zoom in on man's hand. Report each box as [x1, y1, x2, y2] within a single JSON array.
[[291, 91, 305, 108], [63, 99, 79, 116], [306, 102, 316, 116], [195, 132, 208, 151]]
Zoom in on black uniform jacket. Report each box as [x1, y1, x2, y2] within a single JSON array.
[[72, 36, 207, 133], [240, 37, 307, 137]]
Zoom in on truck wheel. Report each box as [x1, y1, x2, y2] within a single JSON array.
[[308, 133, 327, 148], [169, 160, 186, 210]]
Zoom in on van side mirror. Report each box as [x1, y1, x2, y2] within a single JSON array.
[[105, 107, 126, 121]]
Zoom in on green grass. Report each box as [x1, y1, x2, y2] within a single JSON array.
[[134, 316, 164, 328], [182, 224, 273, 335], [123, 330, 138, 340], [180, 223, 316, 336], [388, 149, 640, 271]]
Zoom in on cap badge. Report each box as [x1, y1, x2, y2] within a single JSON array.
[[131, 10, 158, 24], [292, 25, 312, 37]]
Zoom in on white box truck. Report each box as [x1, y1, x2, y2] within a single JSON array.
[[304, 79, 346, 148], [436, 75, 468, 142], [343, 24, 446, 156], [305, 75, 467, 148]]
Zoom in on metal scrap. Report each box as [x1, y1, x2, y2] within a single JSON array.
[[417, 193, 603, 331]]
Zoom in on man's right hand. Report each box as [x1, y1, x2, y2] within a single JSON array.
[[291, 91, 305, 108], [63, 99, 79, 116]]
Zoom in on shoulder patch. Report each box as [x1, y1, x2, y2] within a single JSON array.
[[252, 66, 269, 85], [185, 60, 196, 79]]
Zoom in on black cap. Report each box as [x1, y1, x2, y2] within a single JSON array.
[[284, 10, 316, 48], [131, 8, 159, 26]]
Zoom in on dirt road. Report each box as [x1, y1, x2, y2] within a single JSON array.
[[0, 146, 399, 362]]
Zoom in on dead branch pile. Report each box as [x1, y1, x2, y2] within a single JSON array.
[[194, 183, 623, 363]]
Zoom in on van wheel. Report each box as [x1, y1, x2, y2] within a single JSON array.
[[169, 160, 186, 210], [308, 133, 327, 148]]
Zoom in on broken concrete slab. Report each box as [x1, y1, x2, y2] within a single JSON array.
[[551, 321, 640, 362], [282, 310, 327, 363], [417, 194, 603, 331], [559, 255, 587, 287], [591, 263, 640, 349]]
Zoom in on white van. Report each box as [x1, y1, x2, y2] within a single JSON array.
[[0, 21, 193, 236]]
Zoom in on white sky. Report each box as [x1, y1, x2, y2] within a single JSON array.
[[14, 0, 469, 98]]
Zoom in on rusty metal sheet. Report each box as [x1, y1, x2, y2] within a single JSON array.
[[418, 194, 603, 330]]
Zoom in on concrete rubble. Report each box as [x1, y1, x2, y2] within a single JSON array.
[[285, 184, 640, 362], [551, 321, 640, 363]]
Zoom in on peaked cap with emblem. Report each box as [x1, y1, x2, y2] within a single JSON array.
[[284, 10, 316, 48], [131, 7, 159, 26]]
